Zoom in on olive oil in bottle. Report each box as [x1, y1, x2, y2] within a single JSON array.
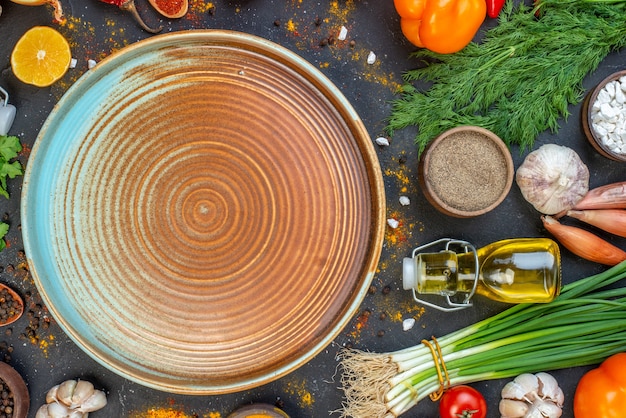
[[403, 238, 561, 311]]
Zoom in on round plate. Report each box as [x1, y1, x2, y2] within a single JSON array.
[[21, 30, 385, 394]]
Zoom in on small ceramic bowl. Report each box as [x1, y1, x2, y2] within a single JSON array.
[[228, 404, 290, 418], [0, 362, 29, 418], [418, 126, 514, 218], [581, 70, 626, 162]]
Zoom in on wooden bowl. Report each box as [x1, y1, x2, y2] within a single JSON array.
[[0, 284, 24, 327], [0, 362, 29, 418], [581, 70, 626, 162], [228, 404, 290, 418], [418, 126, 514, 218]]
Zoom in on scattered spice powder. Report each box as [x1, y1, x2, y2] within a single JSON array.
[[283, 379, 314, 408], [425, 131, 509, 212], [131, 407, 192, 418]]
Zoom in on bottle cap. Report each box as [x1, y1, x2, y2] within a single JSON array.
[[0, 87, 16, 136], [402, 257, 417, 290]]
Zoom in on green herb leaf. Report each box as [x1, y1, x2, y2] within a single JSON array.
[[0, 135, 24, 199], [0, 135, 21, 162], [388, 1, 626, 155], [0, 223, 8, 252]]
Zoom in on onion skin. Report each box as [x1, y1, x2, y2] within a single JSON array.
[[542, 215, 626, 266], [566, 209, 626, 238], [573, 181, 626, 210]]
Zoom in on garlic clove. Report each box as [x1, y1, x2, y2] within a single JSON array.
[[46, 384, 60, 404], [513, 373, 540, 401], [56, 379, 78, 407], [515, 144, 589, 215], [47, 401, 75, 418], [499, 399, 529, 418], [501, 380, 529, 401], [70, 380, 95, 408], [77, 389, 107, 412], [532, 398, 562, 418], [68, 411, 86, 418], [524, 406, 545, 418], [536, 372, 564, 406], [35, 404, 50, 418]]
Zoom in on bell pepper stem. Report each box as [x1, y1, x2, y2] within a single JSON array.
[[120, 0, 162, 33]]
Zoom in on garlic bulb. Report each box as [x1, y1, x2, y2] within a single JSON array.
[[500, 372, 563, 418], [36, 379, 107, 418], [516, 144, 589, 215]]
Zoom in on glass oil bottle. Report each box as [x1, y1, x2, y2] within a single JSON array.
[[403, 238, 562, 311]]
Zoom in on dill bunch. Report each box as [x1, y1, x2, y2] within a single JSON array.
[[388, 0, 626, 155]]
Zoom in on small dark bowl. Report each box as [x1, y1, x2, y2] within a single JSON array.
[[0, 362, 29, 418], [582, 70, 626, 162], [418, 126, 514, 218]]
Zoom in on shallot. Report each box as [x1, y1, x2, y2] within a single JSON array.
[[566, 209, 626, 238], [542, 215, 626, 265], [573, 181, 626, 210]]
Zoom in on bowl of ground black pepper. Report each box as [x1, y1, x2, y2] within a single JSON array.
[[0, 362, 29, 418], [418, 126, 514, 218], [0, 285, 23, 327]]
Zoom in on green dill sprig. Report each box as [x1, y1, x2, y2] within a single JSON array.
[[387, 0, 626, 155]]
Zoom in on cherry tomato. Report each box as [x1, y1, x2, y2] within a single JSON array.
[[439, 385, 487, 418]]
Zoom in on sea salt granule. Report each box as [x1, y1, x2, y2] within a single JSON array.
[[387, 218, 399, 229], [375, 136, 390, 146], [338, 26, 348, 41], [88, 59, 97, 69], [399, 196, 410, 206], [402, 318, 415, 331], [367, 51, 376, 65], [69, 58, 77, 69], [591, 78, 626, 155]]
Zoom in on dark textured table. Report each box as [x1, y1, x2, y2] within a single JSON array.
[[0, 1, 625, 417]]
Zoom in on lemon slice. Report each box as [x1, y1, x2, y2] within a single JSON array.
[[11, 26, 72, 87]]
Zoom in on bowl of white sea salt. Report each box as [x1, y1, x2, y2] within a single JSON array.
[[582, 70, 626, 162]]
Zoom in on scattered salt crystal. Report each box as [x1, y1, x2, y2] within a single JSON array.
[[387, 218, 399, 229], [399, 196, 410, 206], [88, 59, 97, 69], [338, 26, 348, 41], [367, 51, 376, 65], [69, 58, 77, 69], [402, 318, 415, 331], [375, 136, 390, 146]]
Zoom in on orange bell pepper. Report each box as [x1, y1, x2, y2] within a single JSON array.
[[573, 352, 626, 418], [394, 0, 486, 54]]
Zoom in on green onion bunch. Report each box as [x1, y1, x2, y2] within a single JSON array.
[[339, 261, 626, 417]]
